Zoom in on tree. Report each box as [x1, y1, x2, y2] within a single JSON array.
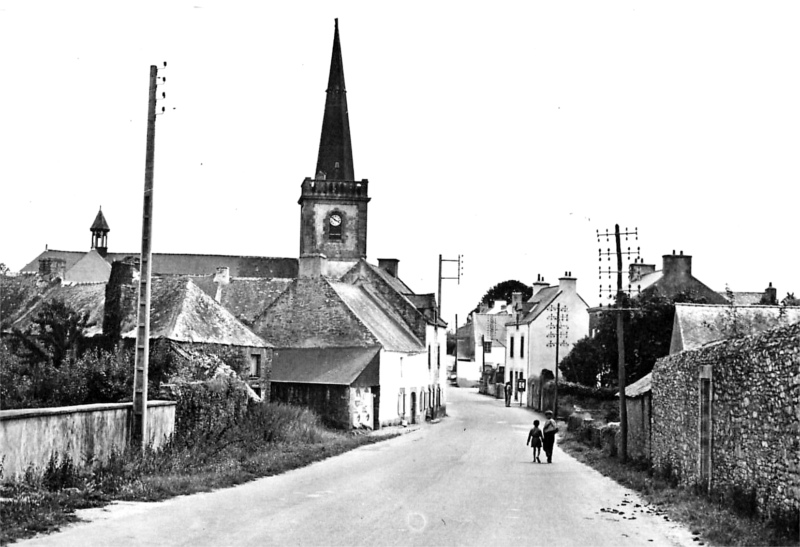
[[473, 280, 533, 313], [0, 262, 9, 275], [15, 299, 89, 367], [559, 290, 707, 387]]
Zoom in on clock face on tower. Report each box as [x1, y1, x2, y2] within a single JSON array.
[[329, 213, 342, 227]]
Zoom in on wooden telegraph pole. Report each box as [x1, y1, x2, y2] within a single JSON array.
[[437, 254, 463, 321], [546, 302, 569, 417], [132, 63, 166, 450], [598, 225, 639, 463]]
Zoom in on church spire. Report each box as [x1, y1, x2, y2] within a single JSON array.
[[315, 18, 354, 181], [90, 207, 110, 257]]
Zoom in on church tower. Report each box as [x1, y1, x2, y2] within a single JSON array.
[[90, 207, 110, 257], [299, 19, 370, 268]]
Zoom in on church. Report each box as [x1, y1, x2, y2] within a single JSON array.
[[6, 20, 447, 429]]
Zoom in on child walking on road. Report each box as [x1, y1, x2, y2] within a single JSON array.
[[527, 420, 544, 463]]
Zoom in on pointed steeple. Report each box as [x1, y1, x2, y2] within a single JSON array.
[[315, 18, 355, 181], [90, 207, 110, 257]]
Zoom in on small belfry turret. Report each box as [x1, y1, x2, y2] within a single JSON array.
[[90, 207, 110, 257], [299, 19, 370, 265]]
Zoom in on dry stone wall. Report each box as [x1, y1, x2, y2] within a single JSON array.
[[652, 322, 800, 522]]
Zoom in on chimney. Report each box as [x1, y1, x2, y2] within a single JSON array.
[[299, 253, 328, 279], [662, 250, 692, 280], [764, 282, 777, 305], [629, 258, 656, 283], [378, 258, 399, 278], [103, 258, 140, 341], [213, 266, 230, 303], [214, 266, 230, 285], [38, 257, 66, 280], [531, 274, 549, 296], [558, 271, 577, 294], [511, 291, 523, 307]]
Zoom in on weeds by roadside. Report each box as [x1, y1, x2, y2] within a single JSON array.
[[0, 403, 397, 546], [558, 430, 797, 547]]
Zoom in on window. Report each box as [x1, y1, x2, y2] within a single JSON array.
[[437, 345, 441, 368], [509, 336, 515, 358], [250, 354, 261, 377], [520, 336, 525, 358], [483, 341, 492, 353], [428, 345, 431, 369]]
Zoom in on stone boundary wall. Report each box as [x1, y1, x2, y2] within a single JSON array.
[[0, 401, 175, 481], [651, 322, 800, 521]]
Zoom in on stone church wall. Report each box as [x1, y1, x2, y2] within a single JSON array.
[[651, 322, 800, 523]]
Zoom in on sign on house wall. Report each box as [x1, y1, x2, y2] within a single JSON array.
[[350, 387, 373, 429]]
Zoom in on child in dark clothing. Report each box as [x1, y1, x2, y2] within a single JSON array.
[[527, 420, 544, 463]]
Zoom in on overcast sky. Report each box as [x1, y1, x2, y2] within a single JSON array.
[[1, 1, 798, 326]]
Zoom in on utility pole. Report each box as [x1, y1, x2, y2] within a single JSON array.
[[546, 302, 569, 418], [132, 63, 167, 450], [598, 225, 639, 463], [437, 254, 463, 321]]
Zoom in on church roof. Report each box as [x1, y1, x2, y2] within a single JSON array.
[[21, 250, 298, 279], [315, 18, 355, 181], [90, 208, 110, 232]]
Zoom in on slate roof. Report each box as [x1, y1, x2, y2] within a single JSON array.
[[90, 209, 110, 232], [364, 261, 414, 295], [329, 281, 424, 353], [1, 276, 106, 337], [21, 250, 298, 279], [624, 372, 652, 397], [191, 276, 293, 326], [520, 287, 561, 324], [20, 250, 87, 274], [670, 303, 800, 354], [271, 346, 380, 385], [120, 277, 270, 348]]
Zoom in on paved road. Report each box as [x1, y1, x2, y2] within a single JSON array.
[[20, 388, 696, 546]]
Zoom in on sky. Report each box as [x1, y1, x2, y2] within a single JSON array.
[[1, 1, 798, 327]]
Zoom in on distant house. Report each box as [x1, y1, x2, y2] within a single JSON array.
[[456, 301, 513, 388], [504, 273, 589, 410]]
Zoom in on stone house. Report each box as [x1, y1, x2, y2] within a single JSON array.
[[651, 322, 800, 524], [502, 273, 589, 410], [253, 255, 445, 428]]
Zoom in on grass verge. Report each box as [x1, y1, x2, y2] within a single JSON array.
[[0, 403, 399, 546], [558, 430, 798, 547]]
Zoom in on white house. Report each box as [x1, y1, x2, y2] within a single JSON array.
[[504, 273, 589, 409]]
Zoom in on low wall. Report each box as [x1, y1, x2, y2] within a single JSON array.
[[0, 401, 176, 481]]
